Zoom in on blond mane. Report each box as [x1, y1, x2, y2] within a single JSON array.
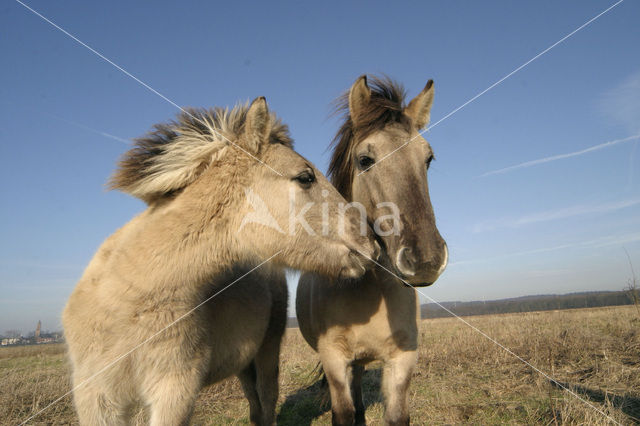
[[109, 104, 292, 204]]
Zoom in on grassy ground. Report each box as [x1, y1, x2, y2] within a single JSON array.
[[1, 305, 638, 425]]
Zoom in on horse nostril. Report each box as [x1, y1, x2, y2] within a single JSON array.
[[396, 247, 416, 277], [437, 243, 449, 275]]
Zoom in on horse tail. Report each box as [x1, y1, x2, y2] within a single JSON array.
[[307, 361, 331, 407], [309, 361, 324, 383], [308, 361, 330, 407]]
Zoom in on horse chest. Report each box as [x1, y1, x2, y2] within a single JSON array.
[[334, 297, 417, 361]]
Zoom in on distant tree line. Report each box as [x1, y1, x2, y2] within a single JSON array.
[[421, 290, 634, 319]]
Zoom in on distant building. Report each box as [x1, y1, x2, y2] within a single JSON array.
[[0, 321, 63, 347]]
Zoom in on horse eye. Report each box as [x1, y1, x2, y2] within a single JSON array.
[[294, 172, 315, 188], [358, 156, 375, 170], [426, 155, 434, 169]]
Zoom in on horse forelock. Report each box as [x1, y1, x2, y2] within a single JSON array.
[[328, 76, 411, 199], [109, 103, 293, 204]]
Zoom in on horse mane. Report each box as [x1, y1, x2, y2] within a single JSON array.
[[109, 104, 292, 204], [328, 75, 412, 200]]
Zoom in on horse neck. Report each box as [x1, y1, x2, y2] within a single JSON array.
[[126, 173, 249, 297]]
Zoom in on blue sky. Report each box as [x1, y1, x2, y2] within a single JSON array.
[[1, 1, 639, 333]]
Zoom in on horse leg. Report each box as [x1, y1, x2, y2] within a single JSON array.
[[254, 331, 283, 426], [73, 388, 125, 426], [72, 378, 131, 426], [238, 362, 263, 425], [321, 349, 355, 426], [145, 368, 203, 426], [381, 350, 417, 426], [350, 364, 366, 425], [251, 274, 286, 426]]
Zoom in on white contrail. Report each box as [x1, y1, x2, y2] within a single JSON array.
[[0, 100, 131, 145], [46, 113, 130, 144], [451, 231, 640, 266], [480, 134, 640, 177], [473, 198, 640, 233]]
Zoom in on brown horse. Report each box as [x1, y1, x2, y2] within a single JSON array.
[[296, 76, 448, 425], [62, 97, 378, 425]]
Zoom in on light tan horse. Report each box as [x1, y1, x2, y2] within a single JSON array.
[[296, 76, 448, 425], [62, 97, 378, 426]]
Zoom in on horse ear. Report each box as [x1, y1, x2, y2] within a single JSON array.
[[348, 75, 371, 127], [244, 96, 271, 152], [404, 80, 434, 130]]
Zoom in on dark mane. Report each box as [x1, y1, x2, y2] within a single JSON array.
[[328, 76, 411, 199], [109, 104, 292, 203]]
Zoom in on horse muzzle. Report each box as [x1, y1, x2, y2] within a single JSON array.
[[395, 243, 448, 287]]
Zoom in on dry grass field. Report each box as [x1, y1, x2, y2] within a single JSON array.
[[1, 305, 638, 425]]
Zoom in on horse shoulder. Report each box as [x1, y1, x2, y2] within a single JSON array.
[[63, 217, 137, 327]]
